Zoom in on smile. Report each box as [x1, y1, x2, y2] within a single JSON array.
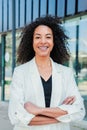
[[38, 46, 48, 51]]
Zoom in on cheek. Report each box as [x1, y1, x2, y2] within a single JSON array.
[[33, 39, 38, 46], [51, 42, 54, 49], [33, 42, 38, 52]]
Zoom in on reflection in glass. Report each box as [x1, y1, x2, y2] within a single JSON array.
[[5, 33, 12, 100], [64, 18, 87, 96]]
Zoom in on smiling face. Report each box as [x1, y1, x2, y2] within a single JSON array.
[[33, 25, 54, 58]]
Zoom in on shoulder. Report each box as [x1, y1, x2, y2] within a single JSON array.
[[14, 59, 33, 74], [14, 62, 29, 72], [54, 62, 74, 75]]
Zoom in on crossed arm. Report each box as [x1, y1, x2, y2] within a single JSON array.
[[24, 96, 75, 125]]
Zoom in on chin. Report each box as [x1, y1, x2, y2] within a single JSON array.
[[38, 54, 49, 57]]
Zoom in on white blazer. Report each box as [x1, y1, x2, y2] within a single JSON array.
[[8, 57, 85, 130]]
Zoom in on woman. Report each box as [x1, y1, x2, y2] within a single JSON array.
[[8, 15, 85, 130]]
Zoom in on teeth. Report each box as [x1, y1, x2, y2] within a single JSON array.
[[39, 46, 48, 50]]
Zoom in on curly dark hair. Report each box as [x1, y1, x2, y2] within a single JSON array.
[[17, 15, 70, 64]]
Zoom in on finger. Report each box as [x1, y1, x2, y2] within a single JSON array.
[[65, 99, 72, 104], [62, 97, 71, 104], [63, 98, 71, 104], [63, 96, 76, 104], [67, 97, 76, 105]]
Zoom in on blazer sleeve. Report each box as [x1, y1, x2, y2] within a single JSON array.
[[8, 67, 35, 126], [56, 68, 86, 123]]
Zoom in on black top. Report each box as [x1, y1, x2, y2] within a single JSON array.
[[41, 76, 52, 107]]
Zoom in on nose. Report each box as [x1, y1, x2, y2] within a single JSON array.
[[41, 37, 46, 44]]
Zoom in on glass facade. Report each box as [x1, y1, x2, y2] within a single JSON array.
[[67, 0, 75, 15], [26, 0, 32, 23], [40, 0, 47, 16], [3, 0, 8, 31], [5, 33, 12, 100], [48, 0, 56, 15], [4, 31, 22, 100], [78, 0, 87, 12], [78, 18, 87, 96], [8, 0, 12, 30], [20, 0, 25, 27], [64, 17, 87, 96], [57, 0, 65, 17], [1, 0, 87, 33], [0, 0, 2, 32]]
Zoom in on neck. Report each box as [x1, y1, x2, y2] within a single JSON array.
[[35, 56, 51, 68]]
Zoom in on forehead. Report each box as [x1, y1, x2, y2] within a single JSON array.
[[34, 25, 52, 34]]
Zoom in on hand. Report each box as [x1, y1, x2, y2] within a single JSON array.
[[62, 96, 76, 105], [24, 102, 41, 115]]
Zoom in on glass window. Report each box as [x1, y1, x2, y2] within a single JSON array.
[[4, 30, 22, 100], [64, 17, 87, 97], [3, 0, 7, 31], [78, 18, 87, 96], [20, 0, 25, 27], [78, 0, 87, 12], [5, 33, 12, 100], [26, 0, 32, 24], [57, 0, 65, 17], [33, 0, 39, 20], [0, 0, 2, 32], [16, 0, 19, 28], [64, 21, 77, 70], [67, 0, 75, 15], [48, 0, 55, 15], [16, 30, 22, 61], [8, 0, 12, 30], [40, 0, 47, 16]]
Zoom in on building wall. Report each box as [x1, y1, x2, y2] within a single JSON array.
[[0, 0, 87, 33]]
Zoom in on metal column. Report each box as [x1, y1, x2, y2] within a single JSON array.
[[75, 25, 79, 85], [12, 0, 16, 73], [1, 35, 6, 101], [0, 44, 2, 87]]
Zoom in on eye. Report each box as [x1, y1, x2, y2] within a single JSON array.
[[35, 36, 40, 39], [46, 36, 51, 39]]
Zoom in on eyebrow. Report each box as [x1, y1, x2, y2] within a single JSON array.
[[34, 33, 52, 36]]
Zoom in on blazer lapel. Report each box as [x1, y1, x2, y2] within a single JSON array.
[[29, 58, 63, 108], [29, 58, 45, 107], [50, 60, 63, 107]]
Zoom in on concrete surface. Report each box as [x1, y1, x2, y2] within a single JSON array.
[[0, 102, 13, 130]]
